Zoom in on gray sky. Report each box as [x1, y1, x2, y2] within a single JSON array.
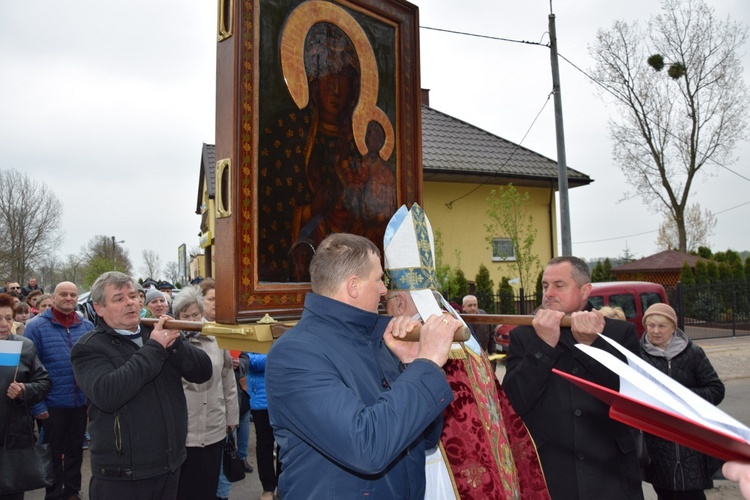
[[1, 0, 749, 281]]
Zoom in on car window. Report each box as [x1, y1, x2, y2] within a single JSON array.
[[609, 294, 636, 319], [640, 292, 663, 312], [588, 296, 605, 310]]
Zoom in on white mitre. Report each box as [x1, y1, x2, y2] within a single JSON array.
[[383, 204, 480, 355]]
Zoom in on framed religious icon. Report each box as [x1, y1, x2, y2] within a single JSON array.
[[213, 0, 422, 322]]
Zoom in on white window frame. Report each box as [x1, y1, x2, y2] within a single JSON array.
[[491, 238, 516, 262]]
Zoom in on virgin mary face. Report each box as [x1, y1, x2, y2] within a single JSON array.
[[304, 23, 360, 124], [316, 70, 355, 123]]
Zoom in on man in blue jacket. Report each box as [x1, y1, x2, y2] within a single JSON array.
[[25, 281, 93, 500], [266, 233, 458, 499]]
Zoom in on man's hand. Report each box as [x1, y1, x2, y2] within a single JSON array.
[[723, 461, 750, 499], [383, 316, 422, 364], [150, 315, 181, 349], [231, 357, 240, 369], [570, 310, 605, 345], [35, 411, 49, 420], [415, 314, 459, 367], [532, 309, 565, 348], [6, 381, 24, 400]]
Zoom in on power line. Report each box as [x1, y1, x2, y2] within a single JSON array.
[[575, 229, 657, 245], [419, 25, 548, 48], [445, 91, 554, 209], [574, 199, 750, 245], [420, 24, 750, 186], [556, 51, 750, 185]]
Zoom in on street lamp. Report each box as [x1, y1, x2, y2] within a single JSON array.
[[112, 236, 125, 270]]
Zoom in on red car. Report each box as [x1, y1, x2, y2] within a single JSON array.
[[494, 324, 514, 353]]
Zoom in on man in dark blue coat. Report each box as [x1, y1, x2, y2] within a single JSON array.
[[503, 256, 644, 499], [266, 233, 458, 499]]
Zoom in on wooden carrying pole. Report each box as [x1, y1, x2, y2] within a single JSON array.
[[142, 313, 572, 350]]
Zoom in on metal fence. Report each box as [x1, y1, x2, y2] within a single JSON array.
[[453, 281, 750, 341], [667, 281, 750, 340], [449, 288, 540, 315]]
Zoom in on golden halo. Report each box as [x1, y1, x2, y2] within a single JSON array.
[[280, 0, 395, 161]]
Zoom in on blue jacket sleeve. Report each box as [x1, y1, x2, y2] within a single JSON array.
[[267, 340, 453, 475]]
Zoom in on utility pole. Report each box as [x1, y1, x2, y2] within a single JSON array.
[[549, 12, 572, 256], [111, 236, 124, 271]]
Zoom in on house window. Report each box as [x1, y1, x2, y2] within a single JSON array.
[[491, 238, 516, 262]]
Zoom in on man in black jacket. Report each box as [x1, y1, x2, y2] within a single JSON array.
[[21, 276, 42, 298], [71, 272, 212, 500], [503, 256, 643, 499]]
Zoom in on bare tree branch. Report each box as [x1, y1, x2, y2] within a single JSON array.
[[140, 249, 162, 279], [0, 169, 64, 282], [590, 0, 749, 251]]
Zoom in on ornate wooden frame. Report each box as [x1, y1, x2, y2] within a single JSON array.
[[214, 0, 422, 322]]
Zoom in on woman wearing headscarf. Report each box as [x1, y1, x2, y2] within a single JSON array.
[[640, 303, 725, 500]]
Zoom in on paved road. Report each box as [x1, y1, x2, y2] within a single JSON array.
[[28, 335, 750, 499]]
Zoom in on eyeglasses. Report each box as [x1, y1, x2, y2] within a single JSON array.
[[8, 287, 20, 290]]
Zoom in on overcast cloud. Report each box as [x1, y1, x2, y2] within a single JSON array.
[[1, 0, 748, 283]]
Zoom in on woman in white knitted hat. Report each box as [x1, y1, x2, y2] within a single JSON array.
[[640, 303, 725, 500]]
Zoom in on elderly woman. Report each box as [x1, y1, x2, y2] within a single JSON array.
[[0, 293, 51, 500], [173, 286, 239, 500], [640, 303, 725, 500]]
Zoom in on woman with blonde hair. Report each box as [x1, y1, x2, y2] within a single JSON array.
[[599, 306, 626, 321]]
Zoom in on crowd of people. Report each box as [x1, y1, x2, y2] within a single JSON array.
[[2, 211, 750, 499], [0, 275, 272, 500]]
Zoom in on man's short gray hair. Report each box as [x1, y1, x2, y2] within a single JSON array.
[[172, 286, 204, 319], [91, 272, 137, 306]]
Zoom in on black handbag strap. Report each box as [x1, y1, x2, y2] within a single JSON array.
[[2, 385, 35, 450], [225, 431, 236, 450]]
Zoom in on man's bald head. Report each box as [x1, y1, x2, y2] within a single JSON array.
[[53, 281, 79, 314]]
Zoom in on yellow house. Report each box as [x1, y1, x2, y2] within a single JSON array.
[[420, 90, 591, 289], [195, 143, 216, 279], [196, 96, 592, 287]]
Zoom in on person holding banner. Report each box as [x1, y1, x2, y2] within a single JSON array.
[[0, 292, 51, 499]]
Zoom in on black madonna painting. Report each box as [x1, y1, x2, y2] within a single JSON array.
[[257, 0, 398, 282]]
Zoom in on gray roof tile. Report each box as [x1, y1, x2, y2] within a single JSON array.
[[422, 105, 591, 187]]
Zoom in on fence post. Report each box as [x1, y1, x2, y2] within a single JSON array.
[[519, 287, 526, 315], [732, 283, 737, 338], [676, 281, 684, 331]]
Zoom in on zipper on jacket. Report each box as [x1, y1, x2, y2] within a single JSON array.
[[114, 413, 123, 456], [65, 327, 82, 407], [666, 358, 685, 490]]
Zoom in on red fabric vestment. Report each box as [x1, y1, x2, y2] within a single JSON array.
[[440, 346, 550, 499]]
